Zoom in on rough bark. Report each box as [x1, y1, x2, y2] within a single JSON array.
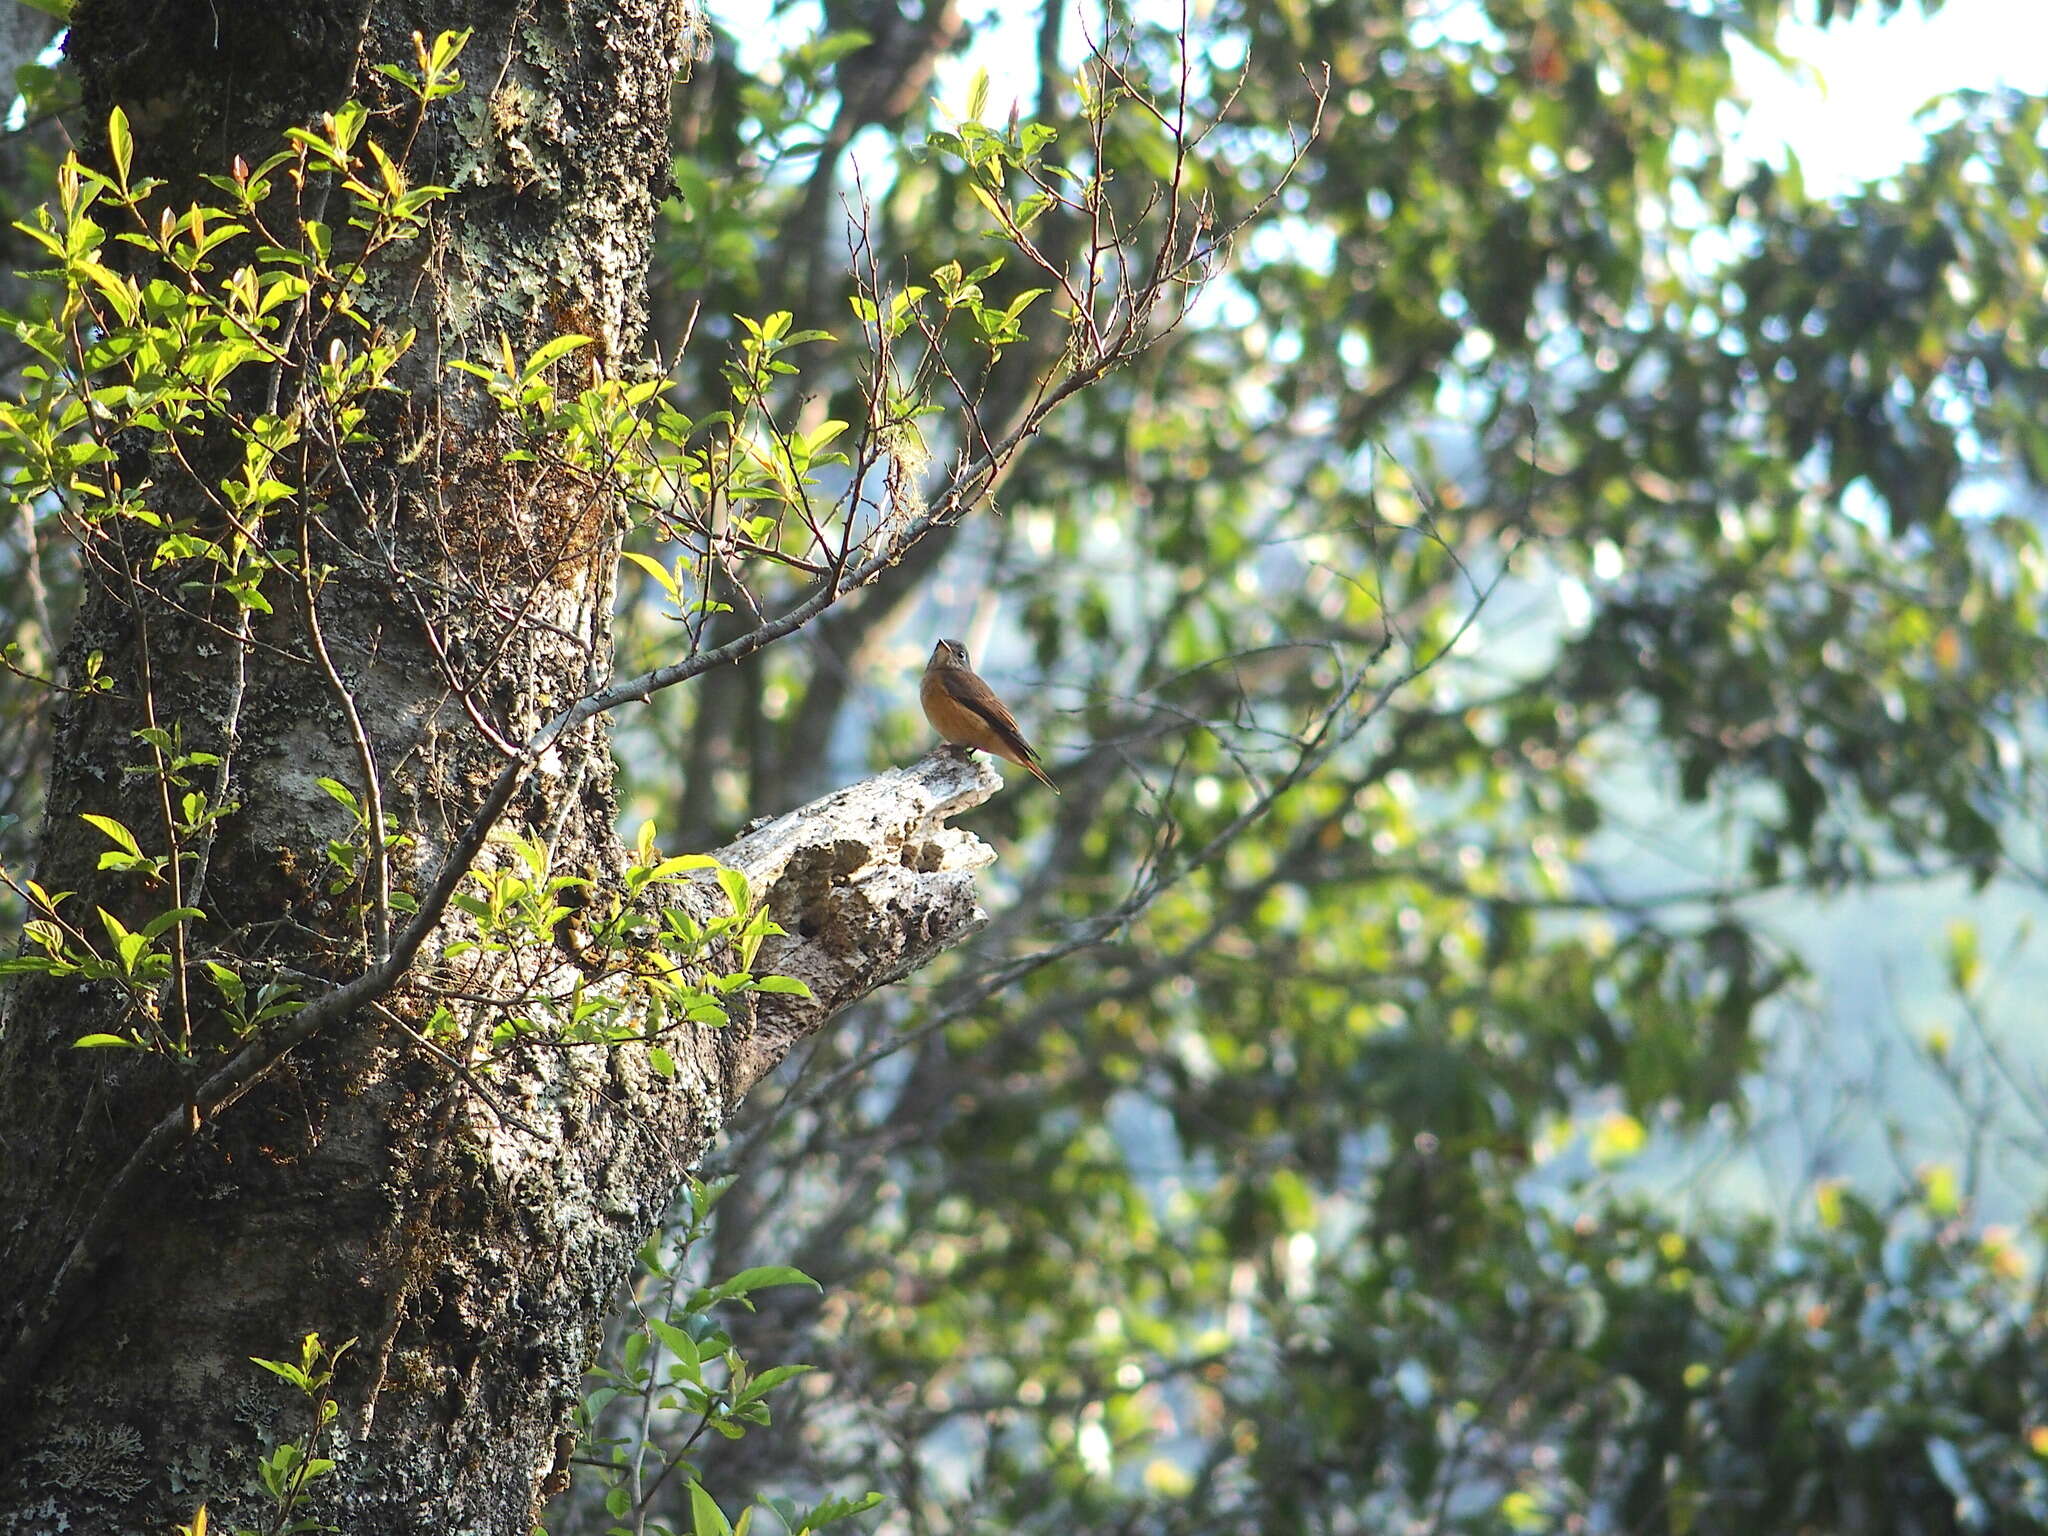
[[0, 4, 997, 1532]]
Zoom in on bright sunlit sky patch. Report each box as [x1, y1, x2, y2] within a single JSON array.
[[1732, 0, 2048, 194]]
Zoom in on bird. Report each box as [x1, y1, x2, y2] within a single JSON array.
[[921, 638, 1059, 793]]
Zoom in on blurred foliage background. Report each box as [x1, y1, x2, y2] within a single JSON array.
[[5, 0, 2048, 1530]]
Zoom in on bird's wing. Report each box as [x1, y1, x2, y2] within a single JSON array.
[[953, 673, 1042, 763]]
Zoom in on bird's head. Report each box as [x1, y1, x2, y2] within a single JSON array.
[[928, 638, 970, 671]]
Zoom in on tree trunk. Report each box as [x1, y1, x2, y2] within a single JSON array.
[[0, 4, 995, 1531]]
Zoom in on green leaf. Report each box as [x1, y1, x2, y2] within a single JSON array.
[[621, 549, 682, 606], [140, 906, 205, 940], [689, 1480, 735, 1536], [97, 906, 132, 948], [80, 813, 141, 857], [523, 333, 595, 377], [647, 1315, 700, 1366], [107, 107, 132, 185], [965, 181, 1006, 227], [248, 1355, 311, 1390], [735, 1362, 812, 1404], [715, 866, 750, 918], [786, 1492, 885, 1534], [707, 1266, 820, 1304], [72, 1033, 139, 1049]]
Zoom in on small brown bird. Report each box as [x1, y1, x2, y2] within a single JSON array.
[[921, 638, 1058, 793]]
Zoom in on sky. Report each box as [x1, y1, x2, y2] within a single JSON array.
[[1732, 0, 2048, 194]]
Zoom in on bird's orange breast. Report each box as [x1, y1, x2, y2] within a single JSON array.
[[922, 670, 994, 751]]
